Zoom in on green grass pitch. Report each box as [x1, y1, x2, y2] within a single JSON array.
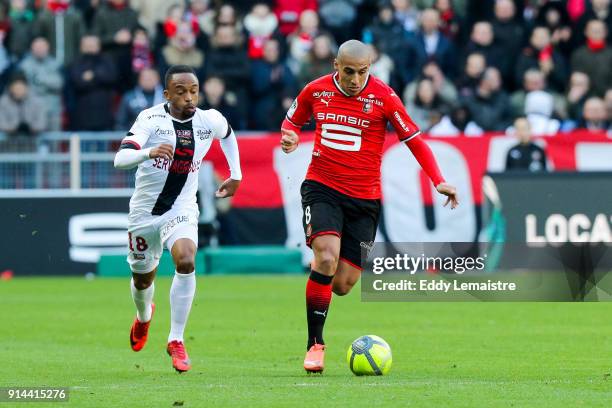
[[1, 275, 612, 407]]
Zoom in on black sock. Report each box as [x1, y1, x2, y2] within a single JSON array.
[[306, 270, 333, 349]]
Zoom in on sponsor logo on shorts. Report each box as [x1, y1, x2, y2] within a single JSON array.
[[133, 253, 145, 260], [161, 215, 190, 239]]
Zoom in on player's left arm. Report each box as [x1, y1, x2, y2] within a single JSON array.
[[384, 91, 459, 209], [210, 109, 242, 198]]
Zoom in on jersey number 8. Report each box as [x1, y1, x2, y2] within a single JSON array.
[[321, 124, 362, 152]]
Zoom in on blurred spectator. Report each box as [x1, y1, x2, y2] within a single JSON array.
[[524, 90, 561, 135], [154, 4, 189, 55], [404, 8, 456, 81], [158, 21, 205, 78], [392, 0, 420, 33], [578, 96, 609, 131], [368, 43, 394, 85], [510, 69, 566, 119], [403, 61, 457, 107], [131, 26, 154, 76], [404, 76, 447, 130], [462, 67, 512, 131], [274, 0, 317, 36], [250, 38, 296, 130], [187, 0, 214, 40], [573, 0, 612, 48], [244, 3, 282, 60], [130, 0, 182, 37], [491, 0, 524, 73], [297, 33, 334, 87], [0, 1, 9, 38], [19, 37, 63, 131], [463, 21, 506, 83], [535, 0, 572, 58], [72, 0, 101, 29], [7, 0, 35, 59], [92, 0, 139, 90], [566, 71, 592, 121], [571, 19, 612, 96], [198, 75, 244, 130], [456, 51, 485, 96], [434, 0, 462, 43], [429, 105, 483, 136], [206, 4, 243, 38], [116, 68, 163, 130], [68, 35, 117, 130], [33, 0, 86, 66], [505, 117, 548, 172], [205, 25, 250, 117], [287, 10, 326, 73], [0, 75, 48, 136], [318, 0, 359, 43], [606, 88, 612, 120], [515, 26, 568, 93], [0, 31, 10, 92], [363, 2, 407, 59]]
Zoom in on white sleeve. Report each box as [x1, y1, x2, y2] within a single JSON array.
[[207, 109, 231, 140], [219, 129, 242, 180], [122, 111, 152, 149], [114, 147, 152, 169]]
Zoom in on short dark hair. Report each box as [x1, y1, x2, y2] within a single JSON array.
[[164, 65, 197, 88]]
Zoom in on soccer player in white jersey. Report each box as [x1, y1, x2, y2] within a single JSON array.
[[114, 65, 242, 373]]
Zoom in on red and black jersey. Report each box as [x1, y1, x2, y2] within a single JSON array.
[[282, 73, 426, 199]]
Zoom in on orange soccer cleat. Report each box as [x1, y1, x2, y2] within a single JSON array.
[[167, 340, 192, 373], [130, 303, 155, 352], [303, 343, 325, 373]]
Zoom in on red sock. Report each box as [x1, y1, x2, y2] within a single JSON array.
[[306, 270, 333, 349]]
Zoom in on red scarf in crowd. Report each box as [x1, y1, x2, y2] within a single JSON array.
[[47, 0, 70, 13], [538, 45, 553, 62], [587, 38, 606, 52]]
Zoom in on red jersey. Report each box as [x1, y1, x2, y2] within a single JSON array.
[[282, 73, 421, 199]]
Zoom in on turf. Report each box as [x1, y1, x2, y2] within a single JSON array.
[[1, 275, 611, 408]]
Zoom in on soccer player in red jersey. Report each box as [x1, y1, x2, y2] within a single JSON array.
[[280, 40, 459, 373]]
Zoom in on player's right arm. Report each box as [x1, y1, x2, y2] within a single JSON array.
[[280, 84, 314, 154], [114, 111, 174, 170]]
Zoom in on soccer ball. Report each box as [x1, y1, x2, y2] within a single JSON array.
[[347, 335, 392, 376]]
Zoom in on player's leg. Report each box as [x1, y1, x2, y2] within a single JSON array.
[[332, 197, 381, 296], [165, 224, 198, 373], [332, 260, 361, 296], [301, 180, 343, 372], [127, 223, 162, 352]]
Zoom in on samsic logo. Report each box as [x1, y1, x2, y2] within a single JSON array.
[[526, 213, 612, 245]]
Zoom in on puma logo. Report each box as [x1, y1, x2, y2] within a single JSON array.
[[320, 98, 331, 107], [313, 310, 327, 317]]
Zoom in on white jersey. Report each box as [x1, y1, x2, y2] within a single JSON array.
[[122, 102, 230, 217]]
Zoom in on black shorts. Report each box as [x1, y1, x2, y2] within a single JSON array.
[[301, 180, 381, 269]]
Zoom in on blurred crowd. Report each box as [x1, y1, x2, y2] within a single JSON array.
[[0, 0, 611, 139]]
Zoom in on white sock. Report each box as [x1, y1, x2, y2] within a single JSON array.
[[168, 271, 196, 342], [131, 278, 154, 323]]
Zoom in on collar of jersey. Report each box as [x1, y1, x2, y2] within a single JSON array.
[[332, 72, 370, 97], [164, 103, 195, 123]]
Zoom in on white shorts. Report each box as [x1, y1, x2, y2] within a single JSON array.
[[126, 206, 199, 273]]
